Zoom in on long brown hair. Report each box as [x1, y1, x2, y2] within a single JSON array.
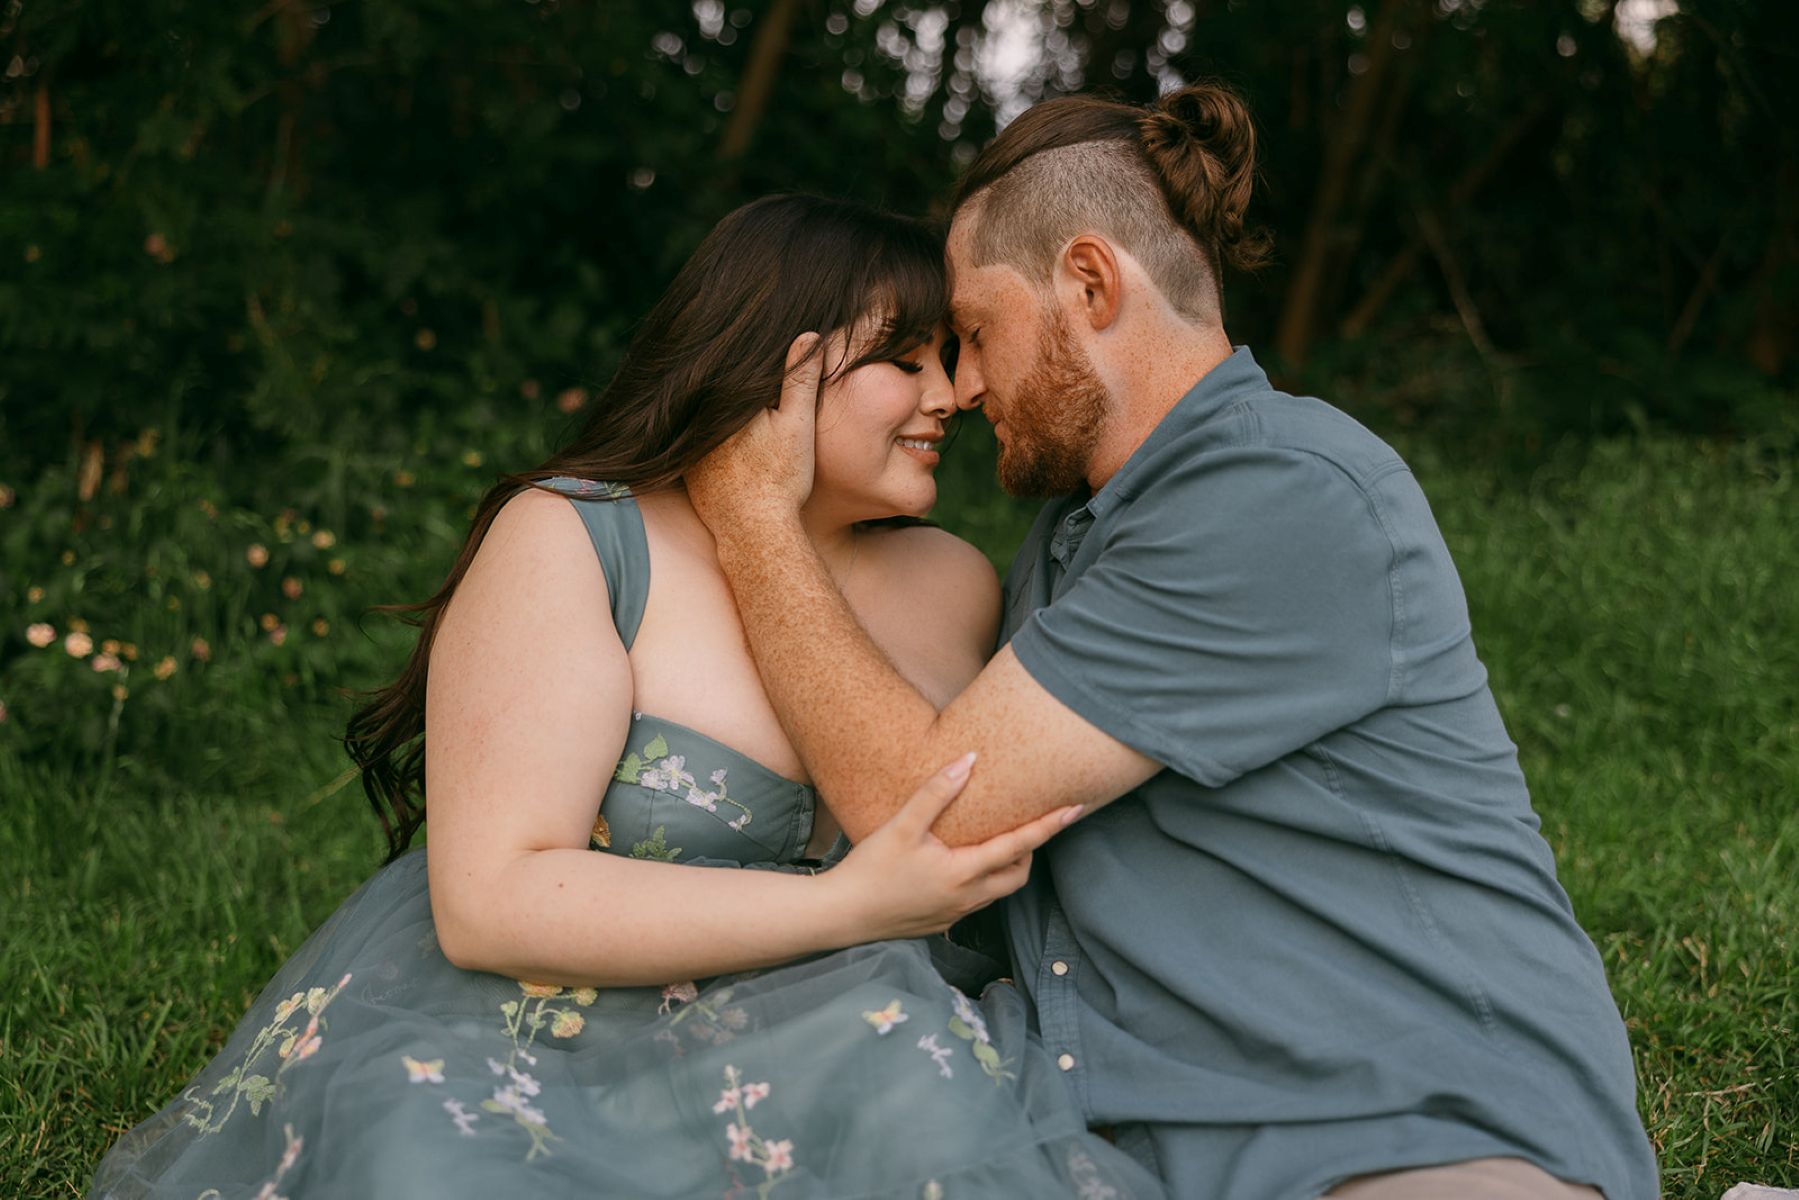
[[344, 194, 947, 860]]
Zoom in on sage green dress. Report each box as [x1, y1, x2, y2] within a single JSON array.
[[89, 479, 1165, 1200]]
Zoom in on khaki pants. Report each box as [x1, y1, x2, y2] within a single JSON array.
[[1323, 1157, 1605, 1199]]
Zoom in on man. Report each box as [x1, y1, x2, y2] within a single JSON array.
[[687, 85, 1658, 1199]]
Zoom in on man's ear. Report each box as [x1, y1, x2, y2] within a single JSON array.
[[1061, 235, 1122, 332]]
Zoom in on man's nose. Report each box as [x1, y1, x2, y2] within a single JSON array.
[[952, 359, 985, 412]]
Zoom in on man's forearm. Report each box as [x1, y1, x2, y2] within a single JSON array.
[[712, 517, 957, 841]]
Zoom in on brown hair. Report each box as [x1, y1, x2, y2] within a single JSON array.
[[950, 82, 1269, 322], [344, 194, 946, 861]]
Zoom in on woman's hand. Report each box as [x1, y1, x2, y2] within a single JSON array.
[[686, 331, 837, 536], [821, 753, 1081, 942]]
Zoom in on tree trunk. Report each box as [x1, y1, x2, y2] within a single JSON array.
[[1339, 97, 1551, 340], [1274, 0, 1414, 367], [719, 0, 804, 162]]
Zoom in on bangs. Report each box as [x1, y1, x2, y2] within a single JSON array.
[[844, 227, 948, 371]]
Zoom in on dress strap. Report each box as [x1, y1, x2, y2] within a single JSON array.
[[540, 477, 650, 651]]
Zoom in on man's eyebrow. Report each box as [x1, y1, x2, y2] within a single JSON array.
[[946, 303, 971, 333]]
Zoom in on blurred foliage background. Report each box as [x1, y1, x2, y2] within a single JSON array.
[[2, 0, 1794, 768], [1, 1, 1796, 1193]]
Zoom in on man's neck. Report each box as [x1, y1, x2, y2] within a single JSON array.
[[1087, 324, 1234, 491]]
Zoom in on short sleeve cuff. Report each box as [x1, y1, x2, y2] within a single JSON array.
[[1009, 619, 1235, 789]]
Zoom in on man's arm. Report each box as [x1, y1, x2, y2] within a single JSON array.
[[711, 516, 1161, 846], [683, 332, 1158, 846]]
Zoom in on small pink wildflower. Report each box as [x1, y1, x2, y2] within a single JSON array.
[[281, 576, 302, 599], [311, 529, 335, 549], [246, 543, 269, 568], [90, 652, 122, 673], [556, 386, 588, 413], [268, 624, 287, 646], [154, 656, 177, 680], [191, 637, 212, 662], [26, 623, 54, 648], [64, 631, 93, 658]]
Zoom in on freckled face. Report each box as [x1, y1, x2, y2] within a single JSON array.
[[811, 323, 958, 521], [946, 219, 1108, 497]]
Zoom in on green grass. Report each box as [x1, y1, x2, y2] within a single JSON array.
[[2, 436, 1794, 1197]]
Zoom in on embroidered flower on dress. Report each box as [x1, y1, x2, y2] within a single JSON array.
[[764, 1138, 795, 1174], [550, 1011, 585, 1038], [741, 1081, 770, 1109], [726, 1122, 753, 1162], [949, 988, 990, 1045], [917, 1033, 956, 1079], [713, 1086, 741, 1115], [660, 980, 699, 1014], [443, 1098, 480, 1137]]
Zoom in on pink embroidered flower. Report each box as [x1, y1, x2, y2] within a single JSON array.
[[519, 981, 563, 998], [659, 981, 698, 1014], [713, 1086, 740, 1115], [571, 987, 599, 1007], [550, 1011, 585, 1038], [277, 1126, 304, 1173], [293, 1034, 323, 1060], [741, 1081, 770, 1109], [725, 1122, 753, 1162], [764, 1138, 794, 1174]]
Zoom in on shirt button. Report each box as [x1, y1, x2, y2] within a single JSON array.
[[1057, 1053, 1075, 1071], [1051, 960, 1069, 976]]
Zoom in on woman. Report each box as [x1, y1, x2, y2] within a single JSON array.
[[90, 195, 1164, 1198]]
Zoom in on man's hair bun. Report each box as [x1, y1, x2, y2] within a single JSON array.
[[1138, 82, 1270, 274]]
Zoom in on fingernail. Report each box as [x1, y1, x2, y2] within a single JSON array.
[[944, 752, 977, 781], [1059, 805, 1084, 827]]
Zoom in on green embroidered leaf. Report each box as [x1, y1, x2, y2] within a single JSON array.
[[642, 733, 668, 760], [946, 1017, 976, 1042], [630, 826, 681, 861], [480, 1099, 510, 1115], [613, 753, 642, 784], [241, 1074, 275, 1115], [501, 1000, 518, 1016], [211, 1067, 241, 1094], [277, 1032, 298, 1058], [972, 1041, 1002, 1070]]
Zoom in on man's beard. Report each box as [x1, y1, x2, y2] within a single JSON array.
[[994, 305, 1109, 498]]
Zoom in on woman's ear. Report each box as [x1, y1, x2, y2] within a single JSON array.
[[1061, 235, 1122, 332]]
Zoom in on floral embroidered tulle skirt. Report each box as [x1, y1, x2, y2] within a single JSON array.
[[90, 851, 1165, 1198]]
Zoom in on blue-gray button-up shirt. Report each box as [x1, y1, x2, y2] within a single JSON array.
[[998, 347, 1658, 1200]]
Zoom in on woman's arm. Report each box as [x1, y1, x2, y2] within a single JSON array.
[[421, 490, 1060, 987]]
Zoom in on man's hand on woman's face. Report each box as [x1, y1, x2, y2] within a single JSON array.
[[686, 331, 840, 537]]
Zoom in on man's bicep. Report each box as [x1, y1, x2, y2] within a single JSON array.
[[926, 645, 1162, 847]]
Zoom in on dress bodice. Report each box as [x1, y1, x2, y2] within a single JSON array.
[[543, 477, 848, 872]]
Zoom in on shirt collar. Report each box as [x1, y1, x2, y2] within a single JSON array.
[[1083, 344, 1271, 517]]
